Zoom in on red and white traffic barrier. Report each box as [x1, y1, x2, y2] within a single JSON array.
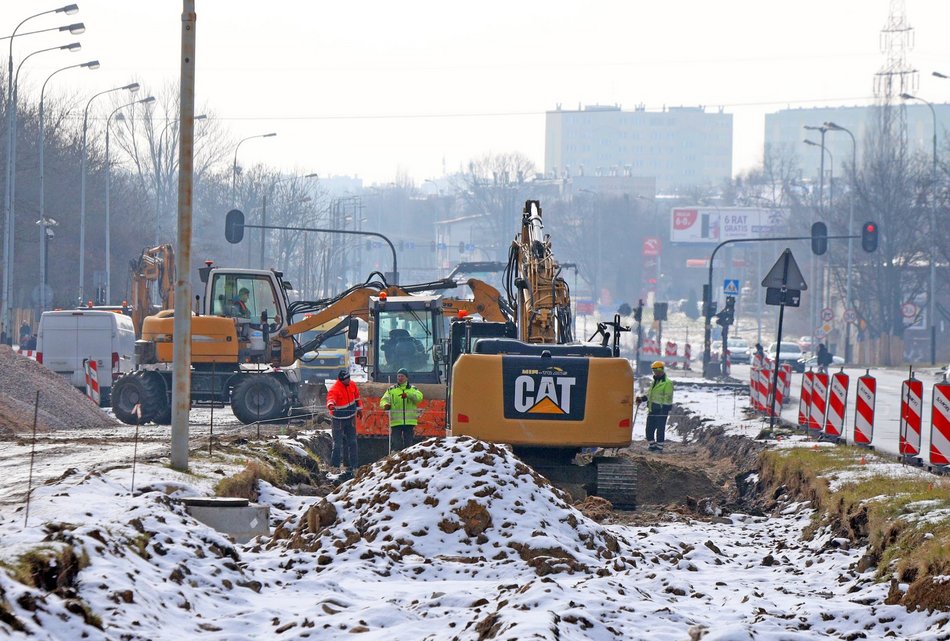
[[808, 372, 829, 433], [779, 363, 793, 406], [899, 376, 923, 458], [766, 365, 791, 416], [665, 341, 678, 368], [683, 343, 692, 370], [641, 337, 660, 359], [929, 381, 950, 466], [16, 349, 37, 361], [824, 371, 849, 440], [754, 362, 771, 413], [853, 373, 876, 446], [799, 370, 814, 427], [84, 357, 100, 406]]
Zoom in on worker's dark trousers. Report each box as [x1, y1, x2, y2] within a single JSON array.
[[331, 416, 359, 469], [645, 414, 667, 444], [390, 424, 415, 451]]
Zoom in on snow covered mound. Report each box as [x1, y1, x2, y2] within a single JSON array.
[[267, 436, 632, 577]]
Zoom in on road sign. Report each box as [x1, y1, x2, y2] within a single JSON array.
[[723, 279, 740, 296], [815, 325, 828, 339], [642, 237, 661, 257], [761, 248, 807, 290], [901, 302, 918, 319], [765, 287, 800, 307], [821, 307, 834, 322], [845, 309, 858, 324]]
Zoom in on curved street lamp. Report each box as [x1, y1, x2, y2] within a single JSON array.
[[78, 82, 141, 304], [37, 59, 99, 313], [824, 121, 857, 364], [230, 132, 276, 207], [106, 96, 156, 303], [900, 92, 938, 364]]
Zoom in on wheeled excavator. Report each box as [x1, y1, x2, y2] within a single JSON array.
[[110, 264, 509, 453], [449, 200, 638, 507], [128, 244, 176, 337]]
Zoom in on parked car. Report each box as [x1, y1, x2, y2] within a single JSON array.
[[767, 341, 805, 372], [36, 309, 137, 406], [797, 335, 816, 353], [799, 353, 846, 369], [727, 338, 750, 363]]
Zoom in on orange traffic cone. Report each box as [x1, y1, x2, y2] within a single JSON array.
[[860, 455, 866, 465]]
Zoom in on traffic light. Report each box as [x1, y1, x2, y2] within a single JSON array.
[[716, 296, 736, 327], [811, 222, 828, 255], [861, 221, 879, 252]]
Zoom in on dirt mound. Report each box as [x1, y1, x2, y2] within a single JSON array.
[[265, 436, 634, 578], [0, 346, 117, 433]]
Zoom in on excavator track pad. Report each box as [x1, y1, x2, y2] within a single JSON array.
[[594, 457, 637, 510]]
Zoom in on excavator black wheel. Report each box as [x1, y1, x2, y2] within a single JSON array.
[[594, 457, 638, 509], [231, 375, 291, 424], [111, 371, 168, 425]]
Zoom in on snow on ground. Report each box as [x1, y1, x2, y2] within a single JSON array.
[[2, 435, 948, 640]]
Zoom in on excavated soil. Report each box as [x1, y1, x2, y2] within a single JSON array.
[[0, 347, 117, 434]]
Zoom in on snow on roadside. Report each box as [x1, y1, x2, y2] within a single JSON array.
[[1, 435, 948, 640]]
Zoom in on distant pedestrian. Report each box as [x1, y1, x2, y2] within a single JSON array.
[[381, 368, 423, 452], [816, 343, 833, 373], [755, 343, 764, 358], [18, 321, 30, 344], [326, 369, 362, 479], [636, 360, 674, 452]]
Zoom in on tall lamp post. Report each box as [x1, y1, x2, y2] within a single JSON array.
[[153, 113, 206, 246], [900, 92, 939, 365], [259, 173, 318, 268], [106, 96, 155, 304], [804, 124, 830, 350], [1, 4, 82, 335], [38, 59, 99, 314], [824, 121, 857, 364], [78, 82, 141, 304], [230, 132, 276, 207]]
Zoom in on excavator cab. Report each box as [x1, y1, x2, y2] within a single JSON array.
[[368, 294, 444, 385]]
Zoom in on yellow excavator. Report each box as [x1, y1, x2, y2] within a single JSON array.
[[449, 200, 637, 507], [128, 244, 176, 337]]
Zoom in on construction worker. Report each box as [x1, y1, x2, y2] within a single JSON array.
[[326, 369, 363, 479], [381, 367, 423, 452], [636, 360, 674, 452], [231, 287, 251, 318]]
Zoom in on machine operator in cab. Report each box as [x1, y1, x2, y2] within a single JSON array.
[[381, 368, 424, 452], [636, 361, 674, 452]]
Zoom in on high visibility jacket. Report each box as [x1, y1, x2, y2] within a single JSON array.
[[326, 379, 362, 419], [380, 382, 424, 427], [646, 375, 673, 414]]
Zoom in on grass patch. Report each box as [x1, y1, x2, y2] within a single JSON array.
[[214, 460, 284, 500], [760, 445, 950, 610]]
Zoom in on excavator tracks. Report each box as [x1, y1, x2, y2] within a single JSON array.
[[594, 457, 638, 509]]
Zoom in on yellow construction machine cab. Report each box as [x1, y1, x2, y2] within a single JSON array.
[[366, 293, 445, 385]]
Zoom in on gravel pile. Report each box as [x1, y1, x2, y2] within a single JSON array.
[[0, 346, 117, 433]]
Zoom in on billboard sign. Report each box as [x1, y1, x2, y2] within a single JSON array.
[[670, 207, 789, 244]]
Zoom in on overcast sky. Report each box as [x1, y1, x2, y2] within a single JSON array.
[[4, 0, 950, 185]]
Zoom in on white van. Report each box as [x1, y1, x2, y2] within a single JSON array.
[[36, 310, 136, 406]]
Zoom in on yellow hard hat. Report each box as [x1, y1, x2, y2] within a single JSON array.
[[651, 360, 665, 370]]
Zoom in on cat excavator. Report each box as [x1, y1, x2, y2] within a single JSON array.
[[449, 200, 638, 507]]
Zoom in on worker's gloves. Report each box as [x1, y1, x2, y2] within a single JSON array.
[[635, 396, 646, 404], [400, 393, 408, 399], [328, 403, 336, 412]]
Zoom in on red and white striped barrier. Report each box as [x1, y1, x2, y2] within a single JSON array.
[[641, 337, 661, 359], [929, 381, 950, 466], [765, 365, 791, 416], [665, 341, 678, 368], [799, 370, 814, 427], [853, 374, 876, 446], [808, 372, 829, 432], [84, 358, 101, 406], [899, 376, 923, 457], [16, 349, 37, 361], [824, 371, 849, 440], [683, 343, 692, 370], [752, 360, 772, 413], [778, 363, 793, 406]]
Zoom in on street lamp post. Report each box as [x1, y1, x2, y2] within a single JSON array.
[[2, 5, 82, 334], [106, 96, 155, 304], [260, 173, 318, 268], [804, 125, 830, 350], [38, 59, 99, 314], [229, 132, 276, 207], [153, 113, 206, 246], [824, 121, 857, 364], [901, 92, 939, 365], [78, 82, 141, 304]]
